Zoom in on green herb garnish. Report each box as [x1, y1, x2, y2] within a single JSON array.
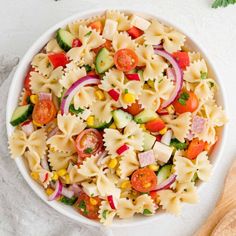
[[124, 89, 129, 94], [178, 92, 189, 105], [200, 71, 208, 80], [85, 31, 92, 37], [69, 104, 84, 115], [84, 64, 92, 72], [209, 81, 215, 88], [170, 138, 188, 150], [102, 210, 108, 219], [212, 0, 236, 8], [84, 147, 93, 154], [78, 200, 88, 215], [143, 209, 152, 215], [158, 78, 163, 84], [60, 196, 77, 205]]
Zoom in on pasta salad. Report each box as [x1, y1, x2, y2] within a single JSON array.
[[8, 10, 227, 225]]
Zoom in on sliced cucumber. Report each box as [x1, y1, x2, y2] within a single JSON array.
[[95, 48, 114, 74], [157, 164, 173, 184], [56, 28, 76, 52], [134, 109, 158, 124], [112, 109, 133, 129], [10, 104, 33, 126], [143, 132, 156, 151], [88, 118, 112, 130]]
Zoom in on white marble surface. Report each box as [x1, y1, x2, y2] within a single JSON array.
[[0, 0, 236, 236]]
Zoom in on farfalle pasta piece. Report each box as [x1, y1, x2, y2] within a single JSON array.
[[117, 198, 136, 218], [112, 32, 136, 51], [106, 10, 130, 31], [9, 128, 47, 158], [135, 194, 156, 215], [174, 151, 212, 183], [31, 53, 53, 76], [136, 45, 168, 81], [162, 113, 191, 142], [188, 51, 201, 63], [24, 151, 42, 172], [145, 20, 186, 53], [69, 165, 87, 183], [159, 182, 198, 215], [30, 67, 63, 97], [45, 39, 63, 53], [67, 25, 105, 65], [47, 114, 86, 153], [99, 200, 117, 225], [38, 169, 53, 188], [194, 79, 216, 102], [99, 69, 142, 109], [139, 87, 160, 111]]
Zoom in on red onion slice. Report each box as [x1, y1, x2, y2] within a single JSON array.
[[38, 92, 52, 101], [153, 174, 177, 192], [48, 180, 63, 201], [161, 130, 173, 146], [153, 44, 163, 50], [166, 68, 176, 82], [154, 49, 183, 109], [68, 184, 82, 197], [61, 75, 100, 115], [21, 121, 34, 136], [61, 187, 74, 198], [107, 195, 117, 210], [41, 155, 50, 170]]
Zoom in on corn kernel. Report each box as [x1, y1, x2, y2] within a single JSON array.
[[140, 124, 146, 131], [30, 94, 38, 104], [167, 105, 175, 114], [143, 182, 151, 188], [50, 147, 56, 152], [116, 169, 121, 176], [108, 158, 118, 169], [52, 172, 58, 181], [95, 90, 105, 100], [147, 80, 154, 88], [121, 180, 131, 189], [65, 174, 70, 184], [159, 127, 167, 135], [46, 188, 54, 196], [86, 116, 95, 126], [57, 169, 67, 177], [148, 164, 159, 172], [123, 93, 135, 104], [90, 197, 98, 205], [109, 122, 116, 129], [33, 120, 42, 127], [31, 172, 39, 180]]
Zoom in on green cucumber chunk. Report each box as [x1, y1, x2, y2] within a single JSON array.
[[157, 164, 173, 184], [134, 109, 158, 124], [88, 117, 112, 129], [143, 132, 156, 151], [170, 138, 188, 150], [112, 109, 133, 129], [56, 28, 76, 52], [10, 104, 33, 126], [95, 48, 114, 74]]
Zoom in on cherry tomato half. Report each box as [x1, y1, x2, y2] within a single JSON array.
[[32, 100, 57, 125], [131, 168, 157, 192], [172, 51, 190, 70], [145, 118, 166, 132], [88, 20, 103, 34], [75, 129, 103, 159], [74, 192, 101, 220], [114, 48, 138, 72], [186, 138, 206, 160], [172, 90, 199, 114]]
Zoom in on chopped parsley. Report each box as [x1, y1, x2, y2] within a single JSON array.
[[78, 200, 88, 215], [85, 31, 92, 37], [158, 78, 163, 84], [84, 64, 92, 72], [60, 196, 77, 205], [143, 209, 152, 215], [84, 147, 93, 154], [170, 138, 188, 150], [212, 0, 236, 8], [102, 210, 108, 219], [69, 104, 84, 115], [178, 92, 190, 105], [124, 89, 129, 94], [200, 71, 208, 80]]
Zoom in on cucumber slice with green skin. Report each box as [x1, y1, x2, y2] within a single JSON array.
[[56, 29, 76, 52], [87, 118, 112, 130], [157, 164, 173, 184], [95, 48, 114, 74], [10, 104, 33, 126], [142, 132, 156, 151], [134, 109, 158, 124], [112, 109, 133, 129]]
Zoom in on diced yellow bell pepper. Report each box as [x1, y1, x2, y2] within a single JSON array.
[[86, 116, 94, 127], [108, 158, 118, 169], [95, 90, 105, 100], [30, 94, 38, 104], [148, 164, 159, 172], [109, 122, 116, 129], [123, 93, 135, 104], [52, 172, 58, 181], [159, 127, 167, 135], [121, 180, 131, 189], [46, 188, 54, 196], [57, 169, 67, 177], [65, 174, 70, 184], [31, 172, 39, 180]]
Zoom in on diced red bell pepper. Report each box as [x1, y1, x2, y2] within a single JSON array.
[[172, 51, 190, 70], [24, 67, 34, 91], [125, 73, 140, 81], [156, 134, 162, 142], [48, 53, 69, 68], [145, 118, 166, 132], [127, 26, 144, 39], [108, 89, 120, 101], [72, 38, 82, 48], [116, 144, 129, 155]]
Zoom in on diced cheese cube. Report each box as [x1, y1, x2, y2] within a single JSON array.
[[130, 15, 151, 31], [153, 141, 173, 163], [102, 19, 118, 40], [81, 182, 99, 197], [138, 150, 155, 167]]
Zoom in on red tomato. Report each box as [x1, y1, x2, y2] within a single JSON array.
[[32, 100, 57, 125], [24, 67, 34, 91], [74, 192, 101, 220], [127, 26, 144, 39], [88, 21, 103, 34], [21, 89, 32, 106], [75, 129, 103, 159], [172, 90, 199, 114], [172, 51, 190, 70], [114, 49, 138, 72], [93, 40, 112, 54], [48, 53, 69, 68], [145, 118, 166, 132], [72, 39, 82, 48], [125, 100, 143, 116], [87, 70, 97, 76], [131, 168, 157, 192], [186, 138, 206, 160], [149, 191, 157, 201]]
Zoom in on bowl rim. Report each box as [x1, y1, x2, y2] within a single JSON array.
[[6, 8, 229, 229]]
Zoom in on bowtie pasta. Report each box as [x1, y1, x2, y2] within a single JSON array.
[[8, 10, 227, 225]]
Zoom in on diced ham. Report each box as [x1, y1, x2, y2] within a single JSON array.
[[138, 150, 155, 167], [192, 116, 206, 134]]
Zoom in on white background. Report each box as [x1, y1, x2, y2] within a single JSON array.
[[0, 0, 236, 236]]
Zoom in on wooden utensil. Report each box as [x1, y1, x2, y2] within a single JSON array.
[[196, 159, 236, 236]]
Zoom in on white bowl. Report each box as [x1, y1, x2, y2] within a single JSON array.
[[6, 9, 228, 230]]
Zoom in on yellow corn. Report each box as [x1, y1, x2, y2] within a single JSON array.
[[147, 80, 154, 88], [140, 124, 146, 131], [121, 180, 131, 189], [45, 188, 54, 196], [50, 147, 56, 152], [167, 105, 175, 114], [108, 158, 118, 169], [95, 90, 105, 100], [65, 174, 70, 184], [123, 93, 135, 104], [116, 168, 121, 177], [33, 120, 42, 127], [30, 94, 38, 104], [52, 172, 58, 181], [90, 197, 98, 205], [148, 164, 159, 172], [143, 182, 151, 188], [159, 127, 167, 135], [86, 116, 95, 127], [109, 122, 116, 129], [57, 169, 67, 177], [31, 172, 39, 180]]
